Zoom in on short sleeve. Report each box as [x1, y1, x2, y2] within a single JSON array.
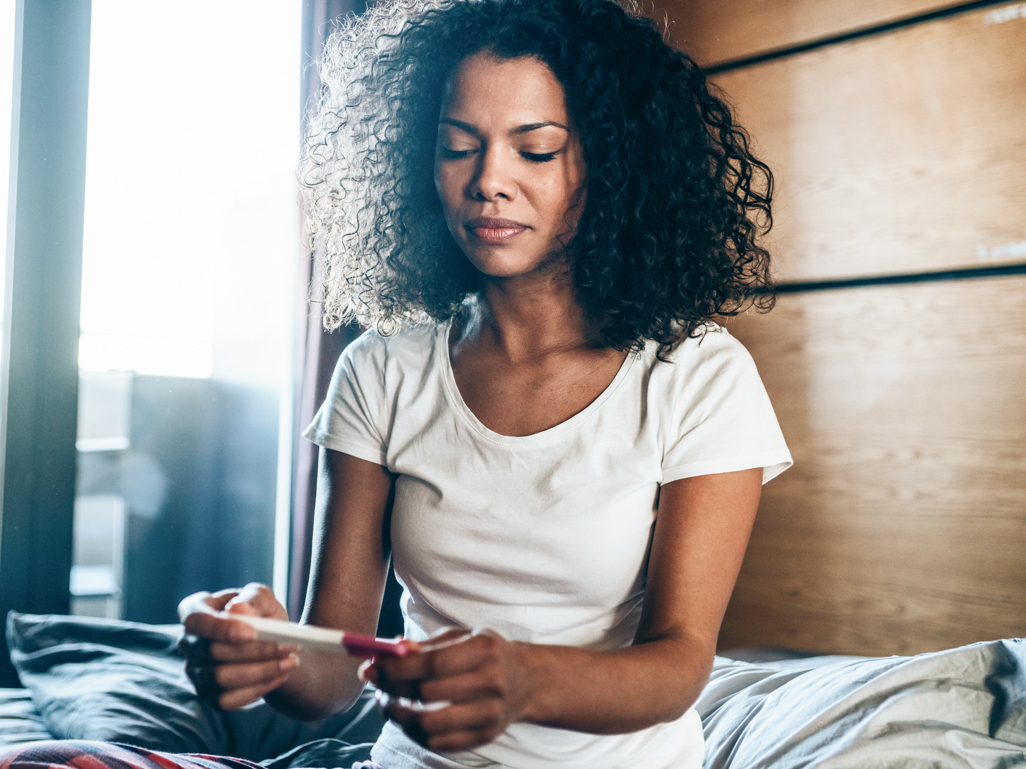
[[302, 330, 389, 466], [660, 331, 792, 485]]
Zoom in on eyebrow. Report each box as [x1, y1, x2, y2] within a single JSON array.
[[439, 118, 570, 135]]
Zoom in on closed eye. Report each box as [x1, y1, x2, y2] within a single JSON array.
[[522, 151, 557, 163], [439, 147, 477, 159]]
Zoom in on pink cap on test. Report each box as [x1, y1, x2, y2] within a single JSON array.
[[342, 632, 414, 659]]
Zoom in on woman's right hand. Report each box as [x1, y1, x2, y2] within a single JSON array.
[[178, 583, 299, 710]]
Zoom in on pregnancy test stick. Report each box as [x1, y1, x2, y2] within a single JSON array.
[[227, 614, 412, 659]]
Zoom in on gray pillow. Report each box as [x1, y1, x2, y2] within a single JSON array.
[[7, 612, 383, 760]]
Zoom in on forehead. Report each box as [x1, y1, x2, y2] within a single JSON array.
[[439, 53, 570, 126]]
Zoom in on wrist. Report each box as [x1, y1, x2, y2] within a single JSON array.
[[511, 641, 547, 725]]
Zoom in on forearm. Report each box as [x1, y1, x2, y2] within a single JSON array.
[[267, 450, 396, 720], [517, 633, 714, 734], [263, 648, 366, 720]]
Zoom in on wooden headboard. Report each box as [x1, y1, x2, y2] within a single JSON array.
[[648, 0, 1026, 656]]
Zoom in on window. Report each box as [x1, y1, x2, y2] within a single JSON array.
[[71, 0, 303, 622]]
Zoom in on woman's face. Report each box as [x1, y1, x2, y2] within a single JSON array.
[[434, 53, 586, 280]]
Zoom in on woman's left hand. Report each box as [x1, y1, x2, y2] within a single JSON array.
[[361, 628, 533, 752]]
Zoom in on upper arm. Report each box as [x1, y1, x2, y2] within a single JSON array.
[[302, 447, 395, 635], [635, 468, 763, 661]]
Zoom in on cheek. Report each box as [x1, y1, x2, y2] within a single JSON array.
[[526, 173, 559, 204], [434, 169, 467, 246], [533, 176, 578, 228], [434, 166, 462, 218]]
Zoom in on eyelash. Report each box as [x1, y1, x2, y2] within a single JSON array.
[[439, 148, 558, 163]]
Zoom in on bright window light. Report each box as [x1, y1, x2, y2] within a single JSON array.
[[78, 332, 214, 378], [80, 0, 300, 386]]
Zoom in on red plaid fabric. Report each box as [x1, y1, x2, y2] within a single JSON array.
[[0, 742, 385, 769]]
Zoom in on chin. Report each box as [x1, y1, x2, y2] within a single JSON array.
[[465, 250, 541, 279], [468, 247, 572, 280]]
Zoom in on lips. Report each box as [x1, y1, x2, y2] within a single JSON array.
[[465, 217, 528, 245]]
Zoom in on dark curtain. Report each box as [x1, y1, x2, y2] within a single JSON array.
[[289, 0, 369, 620]]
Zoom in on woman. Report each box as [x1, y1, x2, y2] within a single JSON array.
[[231, 1, 787, 765], [3, 1, 790, 768]]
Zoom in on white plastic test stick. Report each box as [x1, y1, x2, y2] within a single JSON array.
[[228, 614, 349, 655]]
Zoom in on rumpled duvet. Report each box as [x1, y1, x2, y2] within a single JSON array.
[[696, 640, 1026, 768], [5, 612, 1026, 767]]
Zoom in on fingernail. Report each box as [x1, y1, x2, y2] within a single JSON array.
[[280, 653, 298, 671], [357, 659, 375, 683]]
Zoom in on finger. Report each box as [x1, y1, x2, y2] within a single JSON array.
[[178, 591, 234, 625], [376, 630, 493, 684], [358, 638, 423, 686], [358, 658, 377, 685], [224, 583, 286, 620], [373, 643, 455, 683], [382, 697, 498, 749], [187, 654, 297, 707], [179, 588, 246, 619], [183, 608, 259, 643], [373, 674, 422, 701], [211, 654, 298, 691], [378, 695, 431, 746], [181, 635, 292, 666], [206, 640, 296, 663], [217, 673, 291, 711], [418, 700, 499, 737], [419, 668, 504, 705]]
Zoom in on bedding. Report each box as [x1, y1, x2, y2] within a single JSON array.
[[4, 612, 1025, 767], [4, 612, 383, 759], [0, 688, 50, 745], [695, 642, 1026, 768]]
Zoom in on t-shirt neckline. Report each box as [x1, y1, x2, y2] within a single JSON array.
[[437, 319, 639, 447]]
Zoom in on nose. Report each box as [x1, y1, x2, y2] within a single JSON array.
[[469, 145, 517, 202]]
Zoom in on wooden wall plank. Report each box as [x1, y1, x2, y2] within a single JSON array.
[[719, 276, 1026, 656], [708, 6, 1026, 282], [649, 0, 982, 67]]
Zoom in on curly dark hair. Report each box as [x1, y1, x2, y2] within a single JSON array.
[[301, 0, 774, 351]]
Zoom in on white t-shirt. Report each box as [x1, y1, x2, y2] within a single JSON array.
[[304, 320, 791, 769]]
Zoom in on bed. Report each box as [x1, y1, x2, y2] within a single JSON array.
[[2, 612, 1023, 767]]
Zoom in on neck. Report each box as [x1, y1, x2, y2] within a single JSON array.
[[466, 270, 601, 363]]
